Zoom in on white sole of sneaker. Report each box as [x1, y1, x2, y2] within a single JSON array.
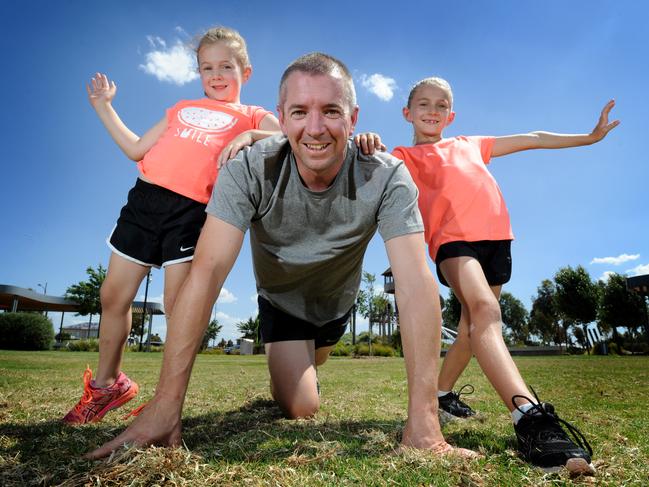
[[540, 458, 596, 476], [565, 458, 596, 476]]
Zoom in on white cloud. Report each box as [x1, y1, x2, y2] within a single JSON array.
[[250, 293, 258, 302], [597, 271, 616, 282], [216, 287, 237, 304], [174, 26, 190, 38], [627, 263, 649, 276], [146, 35, 166, 49], [213, 310, 243, 340], [590, 253, 640, 265], [359, 73, 397, 102], [139, 39, 198, 86]]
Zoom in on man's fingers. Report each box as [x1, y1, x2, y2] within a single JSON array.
[[85, 434, 132, 460]]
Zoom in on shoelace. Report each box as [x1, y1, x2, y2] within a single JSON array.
[[74, 366, 95, 411], [512, 386, 592, 456], [123, 402, 148, 419], [450, 384, 474, 403]]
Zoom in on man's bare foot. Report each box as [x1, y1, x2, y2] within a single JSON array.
[[396, 441, 481, 459]]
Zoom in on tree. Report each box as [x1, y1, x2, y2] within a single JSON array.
[[598, 273, 648, 351], [217, 338, 227, 348], [129, 309, 145, 343], [554, 266, 599, 349], [201, 319, 223, 350], [442, 290, 461, 330], [237, 315, 260, 344], [499, 292, 529, 344], [65, 265, 106, 336], [529, 279, 560, 346], [356, 272, 394, 339]]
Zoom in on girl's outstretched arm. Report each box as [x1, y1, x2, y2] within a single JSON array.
[[491, 100, 620, 157], [87, 72, 166, 161]]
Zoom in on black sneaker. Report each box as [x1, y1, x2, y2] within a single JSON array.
[[438, 384, 477, 419], [513, 391, 595, 475]]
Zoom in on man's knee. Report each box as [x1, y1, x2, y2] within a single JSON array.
[[277, 394, 320, 419]]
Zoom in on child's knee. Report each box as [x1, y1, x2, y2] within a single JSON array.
[[163, 295, 177, 317], [100, 281, 132, 313], [468, 297, 501, 325]]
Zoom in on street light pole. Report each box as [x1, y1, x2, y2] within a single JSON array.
[[139, 271, 151, 351], [37, 282, 48, 317]]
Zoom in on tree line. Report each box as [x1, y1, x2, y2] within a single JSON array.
[[443, 265, 648, 352], [61, 264, 649, 354]]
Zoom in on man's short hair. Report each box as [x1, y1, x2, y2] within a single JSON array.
[[278, 52, 357, 112]]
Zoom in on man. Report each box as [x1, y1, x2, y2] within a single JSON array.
[[88, 53, 475, 459]]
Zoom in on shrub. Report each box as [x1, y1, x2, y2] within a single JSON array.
[[55, 332, 71, 342], [66, 339, 99, 352], [0, 312, 54, 350], [330, 341, 352, 356], [353, 343, 396, 357], [200, 347, 225, 355], [124, 344, 164, 352]]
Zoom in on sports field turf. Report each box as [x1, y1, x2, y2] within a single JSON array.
[[1, 351, 647, 486]]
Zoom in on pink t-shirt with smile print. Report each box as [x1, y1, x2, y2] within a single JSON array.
[[137, 98, 271, 203], [393, 136, 514, 261]]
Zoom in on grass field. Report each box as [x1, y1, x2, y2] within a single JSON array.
[[1, 351, 647, 486]]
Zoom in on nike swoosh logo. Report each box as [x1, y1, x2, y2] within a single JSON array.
[[180, 246, 195, 252]]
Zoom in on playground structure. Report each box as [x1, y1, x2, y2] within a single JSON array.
[[381, 268, 458, 344]]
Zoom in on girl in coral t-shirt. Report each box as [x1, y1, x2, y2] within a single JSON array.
[[62, 27, 279, 425], [390, 77, 617, 474]]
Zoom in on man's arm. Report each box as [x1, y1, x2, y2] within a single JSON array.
[[492, 99, 619, 157], [87, 215, 245, 459], [385, 232, 447, 450]]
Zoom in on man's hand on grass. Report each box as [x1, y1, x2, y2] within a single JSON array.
[[85, 395, 182, 459]]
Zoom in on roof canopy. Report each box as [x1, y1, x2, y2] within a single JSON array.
[[0, 284, 165, 315], [0, 284, 78, 312]]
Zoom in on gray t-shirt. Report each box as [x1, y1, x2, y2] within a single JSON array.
[[207, 134, 423, 326]]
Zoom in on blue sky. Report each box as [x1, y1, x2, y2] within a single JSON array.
[[1, 1, 647, 342]]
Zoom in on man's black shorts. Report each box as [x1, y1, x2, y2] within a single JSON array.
[[108, 178, 206, 268], [258, 296, 351, 349], [435, 240, 512, 287]]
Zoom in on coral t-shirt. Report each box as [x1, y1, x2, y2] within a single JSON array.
[[393, 136, 514, 261], [137, 99, 271, 203]]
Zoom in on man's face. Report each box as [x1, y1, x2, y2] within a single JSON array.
[[278, 72, 358, 189]]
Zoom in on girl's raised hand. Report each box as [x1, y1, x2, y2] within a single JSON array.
[[87, 72, 117, 107], [590, 99, 620, 142], [353, 132, 387, 155]]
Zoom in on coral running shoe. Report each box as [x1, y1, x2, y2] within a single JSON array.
[[62, 367, 138, 424]]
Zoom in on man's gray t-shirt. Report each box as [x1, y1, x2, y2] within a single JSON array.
[[207, 134, 423, 326]]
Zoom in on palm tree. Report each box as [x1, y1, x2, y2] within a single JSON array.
[[237, 315, 260, 344]]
